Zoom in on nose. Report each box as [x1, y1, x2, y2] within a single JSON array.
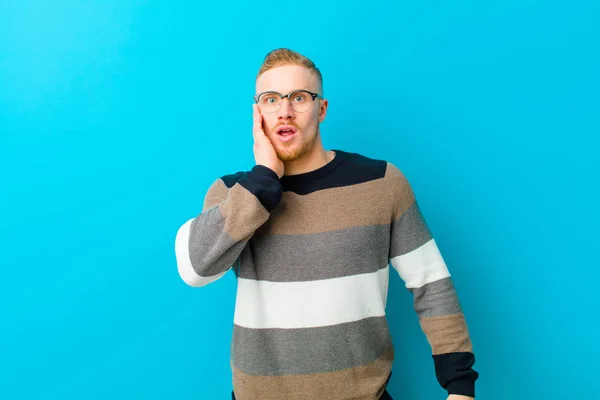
[[277, 97, 295, 120]]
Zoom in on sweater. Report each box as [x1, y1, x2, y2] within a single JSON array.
[[175, 149, 479, 400]]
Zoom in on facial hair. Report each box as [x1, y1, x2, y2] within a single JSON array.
[[275, 125, 320, 161]]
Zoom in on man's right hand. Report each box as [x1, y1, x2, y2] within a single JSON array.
[[253, 104, 284, 179]]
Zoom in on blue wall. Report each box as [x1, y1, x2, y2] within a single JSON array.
[[1, 1, 598, 399]]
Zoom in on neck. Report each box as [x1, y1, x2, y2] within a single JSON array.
[[282, 141, 335, 176]]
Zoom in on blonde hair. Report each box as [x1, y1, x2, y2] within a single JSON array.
[[256, 48, 323, 94]]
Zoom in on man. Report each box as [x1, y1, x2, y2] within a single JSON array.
[[175, 48, 479, 400]]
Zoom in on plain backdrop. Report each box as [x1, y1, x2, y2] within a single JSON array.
[[1, 1, 599, 399]]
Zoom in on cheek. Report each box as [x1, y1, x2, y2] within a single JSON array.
[[299, 110, 319, 127], [263, 116, 278, 135], [303, 115, 319, 131]]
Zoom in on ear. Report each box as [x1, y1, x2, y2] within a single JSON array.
[[318, 98, 329, 123]]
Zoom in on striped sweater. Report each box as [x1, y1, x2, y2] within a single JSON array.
[[175, 149, 479, 399]]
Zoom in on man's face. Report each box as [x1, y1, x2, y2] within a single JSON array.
[[255, 65, 327, 161]]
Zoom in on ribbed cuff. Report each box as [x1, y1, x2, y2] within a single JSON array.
[[252, 164, 280, 181], [447, 377, 476, 398]]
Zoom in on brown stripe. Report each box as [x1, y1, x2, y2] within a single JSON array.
[[256, 163, 407, 236], [419, 313, 473, 355], [206, 182, 269, 241], [387, 163, 417, 221], [202, 179, 229, 212], [232, 343, 394, 400]]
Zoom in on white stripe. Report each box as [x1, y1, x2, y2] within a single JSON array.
[[175, 218, 228, 287], [234, 267, 389, 329], [390, 238, 450, 289]]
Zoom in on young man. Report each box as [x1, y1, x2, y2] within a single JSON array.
[[175, 48, 479, 400]]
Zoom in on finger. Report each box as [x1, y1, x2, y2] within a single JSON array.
[[252, 105, 260, 141], [254, 105, 263, 127], [253, 105, 264, 139], [253, 105, 262, 130]]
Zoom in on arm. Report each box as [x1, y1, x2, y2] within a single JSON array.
[[175, 165, 282, 287], [386, 163, 479, 398]]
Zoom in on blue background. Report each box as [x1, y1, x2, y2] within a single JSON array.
[[1, 1, 598, 399]]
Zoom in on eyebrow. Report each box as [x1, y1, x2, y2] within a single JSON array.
[[259, 89, 310, 94]]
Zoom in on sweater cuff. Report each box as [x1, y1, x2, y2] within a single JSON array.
[[446, 377, 476, 398], [238, 165, 283, 212]]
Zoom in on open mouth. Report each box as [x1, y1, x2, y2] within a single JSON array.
[[276, 126, 298, 136], [275, 126, 298, 142], [278, 129, 295, 136]]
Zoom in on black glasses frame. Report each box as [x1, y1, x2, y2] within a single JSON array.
[[253, 89, 323, 113]]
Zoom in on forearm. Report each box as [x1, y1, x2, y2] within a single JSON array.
[[175, 165, 282, 286]]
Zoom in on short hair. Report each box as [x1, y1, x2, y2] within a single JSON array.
[[256, 48, 323, 94]]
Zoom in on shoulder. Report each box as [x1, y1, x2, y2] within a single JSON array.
[[335, 149, 388, 181], [205, 170, 246, 197], [338, 149, 386, 170], [218, 170, 247, 188], [341, 150, 416, 214], [202, 170, 246, 212], [337, 149, 410, 187]]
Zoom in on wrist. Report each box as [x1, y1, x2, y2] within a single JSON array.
[[256, 164, 283, 179]]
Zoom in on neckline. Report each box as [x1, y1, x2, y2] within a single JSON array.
[[279, 149, 345, 187]]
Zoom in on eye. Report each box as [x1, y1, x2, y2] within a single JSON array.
[[292, 92, 308, 103], [260, 94, 279, 105]]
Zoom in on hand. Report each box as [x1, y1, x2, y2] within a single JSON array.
[[447, 395, 474, 400], [252, 104, 284, 178]]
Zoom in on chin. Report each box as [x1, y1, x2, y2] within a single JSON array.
[[276, 147, 305, 161], [273, 130, 319, 161]]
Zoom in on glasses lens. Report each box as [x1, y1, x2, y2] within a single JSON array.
[[258, 92, 281, 113], [289, 91, 312, 113]]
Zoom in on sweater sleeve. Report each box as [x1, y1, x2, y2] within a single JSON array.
[[175, 165, 282, 287], [386, 163, 479, 398]]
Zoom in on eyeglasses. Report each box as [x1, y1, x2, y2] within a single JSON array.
[[254, 89, 323, 114]]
